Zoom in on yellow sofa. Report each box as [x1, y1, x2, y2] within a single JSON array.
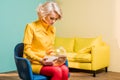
[[54, 36, 110, 77]]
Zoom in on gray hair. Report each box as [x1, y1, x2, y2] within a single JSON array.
[[36, 1, 62, 19]]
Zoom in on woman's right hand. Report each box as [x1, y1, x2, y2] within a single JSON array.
[[40, 58, 53, 66]]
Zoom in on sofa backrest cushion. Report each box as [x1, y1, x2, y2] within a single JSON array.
[[74, 37, 95, 52], [90, 35, 103, 46], [54, 37, 75, 52], [74, 36, 103, 53]]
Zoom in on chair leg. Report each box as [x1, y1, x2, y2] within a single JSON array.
[[105, 67, 108, 72], [93, 71, 96, 77]]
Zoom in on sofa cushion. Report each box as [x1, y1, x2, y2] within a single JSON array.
[[67, 52, 92, 63], [78, 46, 91, 53], [74, 37, 95, 52], [66, 52, 77, 62], [75, 53, 91, 62], [54, 37, 74, 52], [74, 36, 103, 53]]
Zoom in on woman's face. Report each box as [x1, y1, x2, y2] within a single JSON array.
[[44, 11, 59, 26]]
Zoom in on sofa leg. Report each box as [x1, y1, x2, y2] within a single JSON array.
[[93, 71, 96, 77], [92, 67, 108, 77], [105, 67, 108, 72]]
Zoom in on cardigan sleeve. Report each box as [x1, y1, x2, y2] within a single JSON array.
[[23, 24, 46, 61], [24, 44, 46, 61], [23, 24, 33, 44]]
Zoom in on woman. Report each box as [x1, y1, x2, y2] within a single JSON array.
[[23, 1, 69, 80]]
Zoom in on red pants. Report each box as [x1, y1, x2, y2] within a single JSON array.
[[40, 65, 69, 80]]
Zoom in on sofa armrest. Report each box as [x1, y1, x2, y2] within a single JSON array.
[[91, 43, 110, 70]]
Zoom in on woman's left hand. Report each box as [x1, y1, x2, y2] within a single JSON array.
[[40, 58, 53, 66]]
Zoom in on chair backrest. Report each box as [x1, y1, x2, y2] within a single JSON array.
[[14, 43, 33, 80], [14, 43, 24, 57]]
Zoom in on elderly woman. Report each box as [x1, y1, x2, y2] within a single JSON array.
[[23, 1, 69, 80]]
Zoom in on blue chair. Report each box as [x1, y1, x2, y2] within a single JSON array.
[[14, 43, 69, 80], [14, 43, 49, 80]]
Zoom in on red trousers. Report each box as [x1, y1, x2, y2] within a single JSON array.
[[40, 65, 69, 80]]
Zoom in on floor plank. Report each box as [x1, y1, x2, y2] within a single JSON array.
[[0, 71, 120, 80]]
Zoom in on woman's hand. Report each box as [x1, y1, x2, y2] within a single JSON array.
[[40, 58, 53, 66]]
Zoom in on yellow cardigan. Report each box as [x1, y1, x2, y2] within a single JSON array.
[[23, 20, 56, 74]]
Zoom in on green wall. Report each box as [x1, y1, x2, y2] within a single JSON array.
[[0, 0, 47, 73]]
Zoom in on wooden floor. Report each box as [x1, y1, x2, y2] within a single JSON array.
[[0, 69, 120, 80]]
